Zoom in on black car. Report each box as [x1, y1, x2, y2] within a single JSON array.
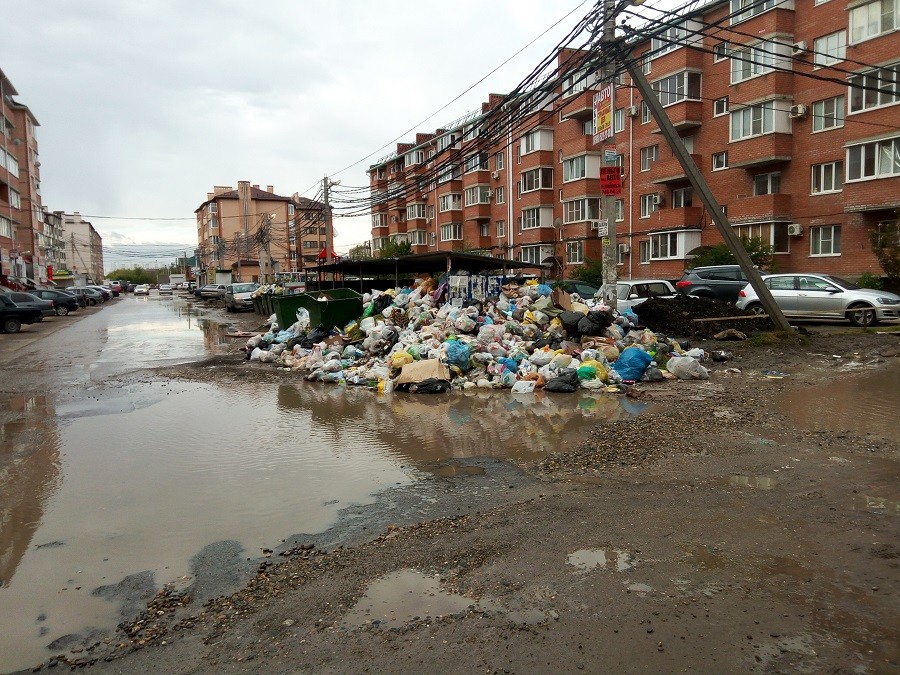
[[28, 289, 80, 315], [675, 265, 753, 304], [0, 293, 44, 333], [546, 279, 601, 298], [6, 292, 55, 318]]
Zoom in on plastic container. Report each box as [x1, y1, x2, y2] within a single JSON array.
[[273, 288, 364, 331]]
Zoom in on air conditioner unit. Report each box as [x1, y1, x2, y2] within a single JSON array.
[[425, 217, 432, 225], [787, 223, 803, 236], [789, 104, 808, 119], [617, 243, 630, 254], [491, 171, 500, 180], [590, 221, 600, 230], [791, 41, 807, 55], [651, 194, 664, 206], [627, 105, 639, 117]]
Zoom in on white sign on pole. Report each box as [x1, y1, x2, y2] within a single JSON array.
[[591, 220, 609, 237]]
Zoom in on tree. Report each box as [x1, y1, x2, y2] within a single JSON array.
[[377, 240, 412, 258], [568, 257, 603, 286], [869, 223, 900, 283], [688, 236, 774, 270]]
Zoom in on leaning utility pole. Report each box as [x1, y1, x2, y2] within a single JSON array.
[[596, 0, 620, 310], [626, 62, 791, 331]]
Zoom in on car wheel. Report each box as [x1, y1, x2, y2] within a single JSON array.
[[746, 303, 766, 316], [847, 304, 877, 327], [56, 306, 69, 316], [90, 299, 98, 306], [225, 304, 232, 312], [3, 317, 22, 333]]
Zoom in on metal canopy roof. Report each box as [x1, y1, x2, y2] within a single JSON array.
[[312, 251, 537, 276]]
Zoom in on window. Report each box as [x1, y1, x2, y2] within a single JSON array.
[[9, 189, 20, 209], [753, 172, 781, 195], [614, 108, 625, 133], [731, 0, 776, 23], [519, 245, 545, 265], [640, 194, 660, 218], [814, 31, 846, 67], [427, 205, 435, 219], [464, 152, 489, 173], [672, 187, 693, 207], [847, 137, 900, 180], [714, 42, 730, 61], [652, 71, 701, 106], [496, 220, 506, 238], [522, 129, 553, 153], [520, 167, 553, 192], [640, 145, 659, 171], [208, 217, 218, 230], [0, 215, 12, 239], [465, 186, 492, 206], [712, 151, 728, 171], [440, 223, 462, 241], [495, 186, 505, 204], [566, 240, 584, 264], [207, 203, 217, 215], [409, 230, 427, 246], [479, 222, 489, 237], [438, 164, 461, 183], [582, 119, 593, 136], [641, 101, 651, 124], [563, 155, 587, 182], [731, 44, 778, 83], [651, 22, 690, 56], [714, 97, 729, 116], [463, 123, 483, 142], [406, 203, 427, 220], [730, 101, 775, 140], [405, 149, 426, 165], [437, 133, 458, 151], [850, 0, 899, 43], [430, 232, 436, 246], [563, 198, 600, 223], [650, 232, 679, 259], [811, 225, 841, 255], [439, 193, 462, 211], [563, 67, 591, 95], [849, 64, 900, 113], [811, 161, 843, 193], [521, 206, 553, 229], [641, 52, 651, 74], [812, 96, 844, 131], [639, 240, 650, 263], [732, 223, 790, 253], [615, 199, 624, 221], [495, 153, 504, 170]]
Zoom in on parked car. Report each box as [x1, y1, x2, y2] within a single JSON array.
[[134, 284, 151, 296], [675, 265, 753, 304], [200, 284, 227, 300], [546, 279, 600, 299], [225, 282, 260, 312], [86, 285, 112, 301], [158, 284, 174, 295], [736, 273, 900, 327], [68, 287, 105, 306], [614, 279, 678, 314], [5, 291, 54, 318], [26, 289, 80, 316], [0, 293, 43, 333], [109, 282, 124, 293]]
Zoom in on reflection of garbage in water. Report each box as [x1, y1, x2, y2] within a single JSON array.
[[729, 475, 777, 490], [567, 549, 637, 573]]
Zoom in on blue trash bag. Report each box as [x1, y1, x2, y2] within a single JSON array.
[[497, 357, 518, 372], [612, 347, 653, 382], [444, 340, 471, 372], [537, 284, 553, 297]]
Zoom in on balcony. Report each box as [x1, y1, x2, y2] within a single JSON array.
[[843, 176, 900, 213], [651, 206, 704, 229], [559, 91, 594, 122], [727, 193, 792, 223], [464, 202, 493, 220], [729, 133, 792, 169], [651, 154, 701, 184], [649, 46, 704, 74], [650, 100, 703, 133]]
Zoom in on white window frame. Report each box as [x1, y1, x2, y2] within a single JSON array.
[[846, 136, 900, 181], [615, 199, 624, 221], [731, 0, 777, 24], [641, 101, 651, 124], [440, 222, 463, 241], [652, 71, 702, 106], [409, 230, 427, 246], [813, 31, 846, 68], [464, 186, 492, 206], [496, 220, 506, 238], [753, 172, 781, 195], [714, 96, 729, 117], [712, 151, 728, 171], [639, 240, 650, 264], [406, 203, 427, 220], [520, 167, 554, 192], [495, 153, 504, 170], [672, 187, 693, 208], [811, 161, 843, 194], [650, 232, 679, 259], [730, 43, 781, 84], [563, 198, 600, 224], [714, 42, 730, 62], [521, 129, 553, 154], [812, 96, 844, 132], [563, 155, 587, 182], [566, 240, 584, 264], [730, 101, 775, 141], [640, 194, 660, 218], [495, 186, 505, 204], [640, 145, 659, 172], [372, 213, 387, 228], [614, 108, 625, 133], [207, 202, 217, 215], [810, 224, 842, 256], [438, 193, 462, 212], [850, 0, 899, 44], [521, 206, 553, 230], [437, 164, 461, 184], [9, 189, 20, 209], [848, 64, 900, 113], [464, 152, 489, 173], [0, 215, 12, 239]]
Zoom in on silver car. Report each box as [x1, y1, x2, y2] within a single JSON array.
[[615, 279, 677, 314], [736, 273, 900, 327]]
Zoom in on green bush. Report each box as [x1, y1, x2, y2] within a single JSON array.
[[856, 272, 883, 290], [688, 236, 774, 270]]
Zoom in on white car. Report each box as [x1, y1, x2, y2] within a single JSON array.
[[158, 284, 174, 295], [134, 284, 150, 296], [615, 279, 677, 314]]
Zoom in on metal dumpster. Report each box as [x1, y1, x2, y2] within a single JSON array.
[[272, 289, 363, 330]]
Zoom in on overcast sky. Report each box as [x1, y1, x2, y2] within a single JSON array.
[[2, 0, 604, 269]]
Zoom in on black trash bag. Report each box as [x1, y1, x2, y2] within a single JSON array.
[[372, 294, 393, 315], [532, 337, 551, 349], [640, 364, 666, 382], [381, 327, 400, 351], [544, 368, 580, 393], [587, 309, 614, 328], [559, 311, 584, 337], [577, 309, 615, 336], [463, 299, 483, 313], [406, 378, 451, 394], [511, 308, 527, 322], [300, 327, 330, 349]]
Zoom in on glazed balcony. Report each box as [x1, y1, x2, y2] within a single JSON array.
[[651, 206, 704, 229], [727, 193, 792, 223], [651, 154, 701, 184], [729, 133, 792, 169], [650, 100, 703, 133]]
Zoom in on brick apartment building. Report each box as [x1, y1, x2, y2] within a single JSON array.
[[367, 0, 899, 282], [60, 212, 104, 284], [195, 182, 327, 284]]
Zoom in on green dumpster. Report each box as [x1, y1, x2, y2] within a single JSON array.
[[272, 289, 363, 331], [252, 296, 264, 315]]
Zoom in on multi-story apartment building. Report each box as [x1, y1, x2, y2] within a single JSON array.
[[291, 196, 330, 275], [61, 212, 104, 284], [1, 67, 48, 287], [368, 0, 899, 282]]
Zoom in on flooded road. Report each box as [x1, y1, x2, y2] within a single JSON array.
[[0, 295, 645, 672]]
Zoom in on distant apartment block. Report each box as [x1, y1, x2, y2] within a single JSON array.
[[61, 212, 104, 284]]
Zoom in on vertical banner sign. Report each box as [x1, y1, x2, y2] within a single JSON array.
[[593, 84, 614, 141], [600, 166, 623, 195]]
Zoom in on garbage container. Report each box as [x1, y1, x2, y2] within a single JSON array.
[[252, 296, 264, 315], [272, 289, 363, 331]]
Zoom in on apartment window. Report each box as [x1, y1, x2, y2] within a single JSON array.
[[847, 137, 900, 180], [650, 232, 679, 259], [714, 96, 729, 116], [613, 108, 625, 133], [0, 215, 12, 239], [731, 44, 778, 83], [753, 172, 781, 195], [566, 240, 584, 264], [495, 186, 505, 204], [849, 64, 900, 112], [440, 223, 462, 241], [563, 155, 587, 182], [430, 232, 436, 246], [464, 152, 489, 173], [463, 123, 483, 142], [712, 151, 728, 171], [850, 0, 899, 43], [495, 153, 504, 170], [653, 71, 701, 106], [714, 42, 730, 61], [641, 101, 651, 124], [811, 161, 843, 193], [733, 222, 790, 253], [207, 203, 217, 215], [496, 220, 506, 238], [731, 0, 776, 23], [519, 245, 544, 265], [522, 129, 553, 153], [409, 230, 427, 246], [730, 101, 775, 140], [811, 225, 842, 255], [672, 187, 693, 207], [438, 164, 461, 183], [289, 235, 296, 246], [405, 149, 426, 165], [437, 133, 458, 151], [303, 240, 319, 249], [812, 96, 844, 131], [208, 217, 218, 230], [615, 199, 624, 221], [464, 186, 492, 206], [438, 193, 462, 212], [521, 167, 553, 192], [406, 203, 427, 220], [563, 198, 600, 224], [563, 67, 591, 95], [640, 145, 659, 171], [521, 206, 552, 230], [641, 52, 651, 74], [582, 119, 594, 136], [427, 205, 435, 219], [651, 23, 687, 56], [814, 31, 846, 67], [639, 240, 650, 263], [640, 194, 660, 218], [9, 189, 20, 209], [479, 222, 490, 237]]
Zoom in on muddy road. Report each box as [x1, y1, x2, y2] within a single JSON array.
[[1, 292, 898, 673]]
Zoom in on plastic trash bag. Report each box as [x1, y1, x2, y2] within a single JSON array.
[[544, 369, 580, 393], [666, 355, 710, 380], [612, 347, 653, 382], [408, 378, 450, 394], [529, 350, 554, 366], [511, 380, 536, 394], [444, 340, 471, 372], [295, 307, 311, 331]]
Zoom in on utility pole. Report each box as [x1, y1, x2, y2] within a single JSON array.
[[323, 175, 334, 263], [596, 0, 620, 310], [626, 62, 792, 331]]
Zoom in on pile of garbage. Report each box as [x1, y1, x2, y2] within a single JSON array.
[[239, 278, 724, 394]]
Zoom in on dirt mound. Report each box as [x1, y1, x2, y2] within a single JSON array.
[[635, 295, 771, 337]]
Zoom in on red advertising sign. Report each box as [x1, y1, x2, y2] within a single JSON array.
[[600, 166, 623, 195]]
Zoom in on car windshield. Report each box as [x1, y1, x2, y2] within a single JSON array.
[[232, 284, 257, 293], [824, 275, 858, 290]]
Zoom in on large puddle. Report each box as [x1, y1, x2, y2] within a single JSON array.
[[0, 296, 648, 671]]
